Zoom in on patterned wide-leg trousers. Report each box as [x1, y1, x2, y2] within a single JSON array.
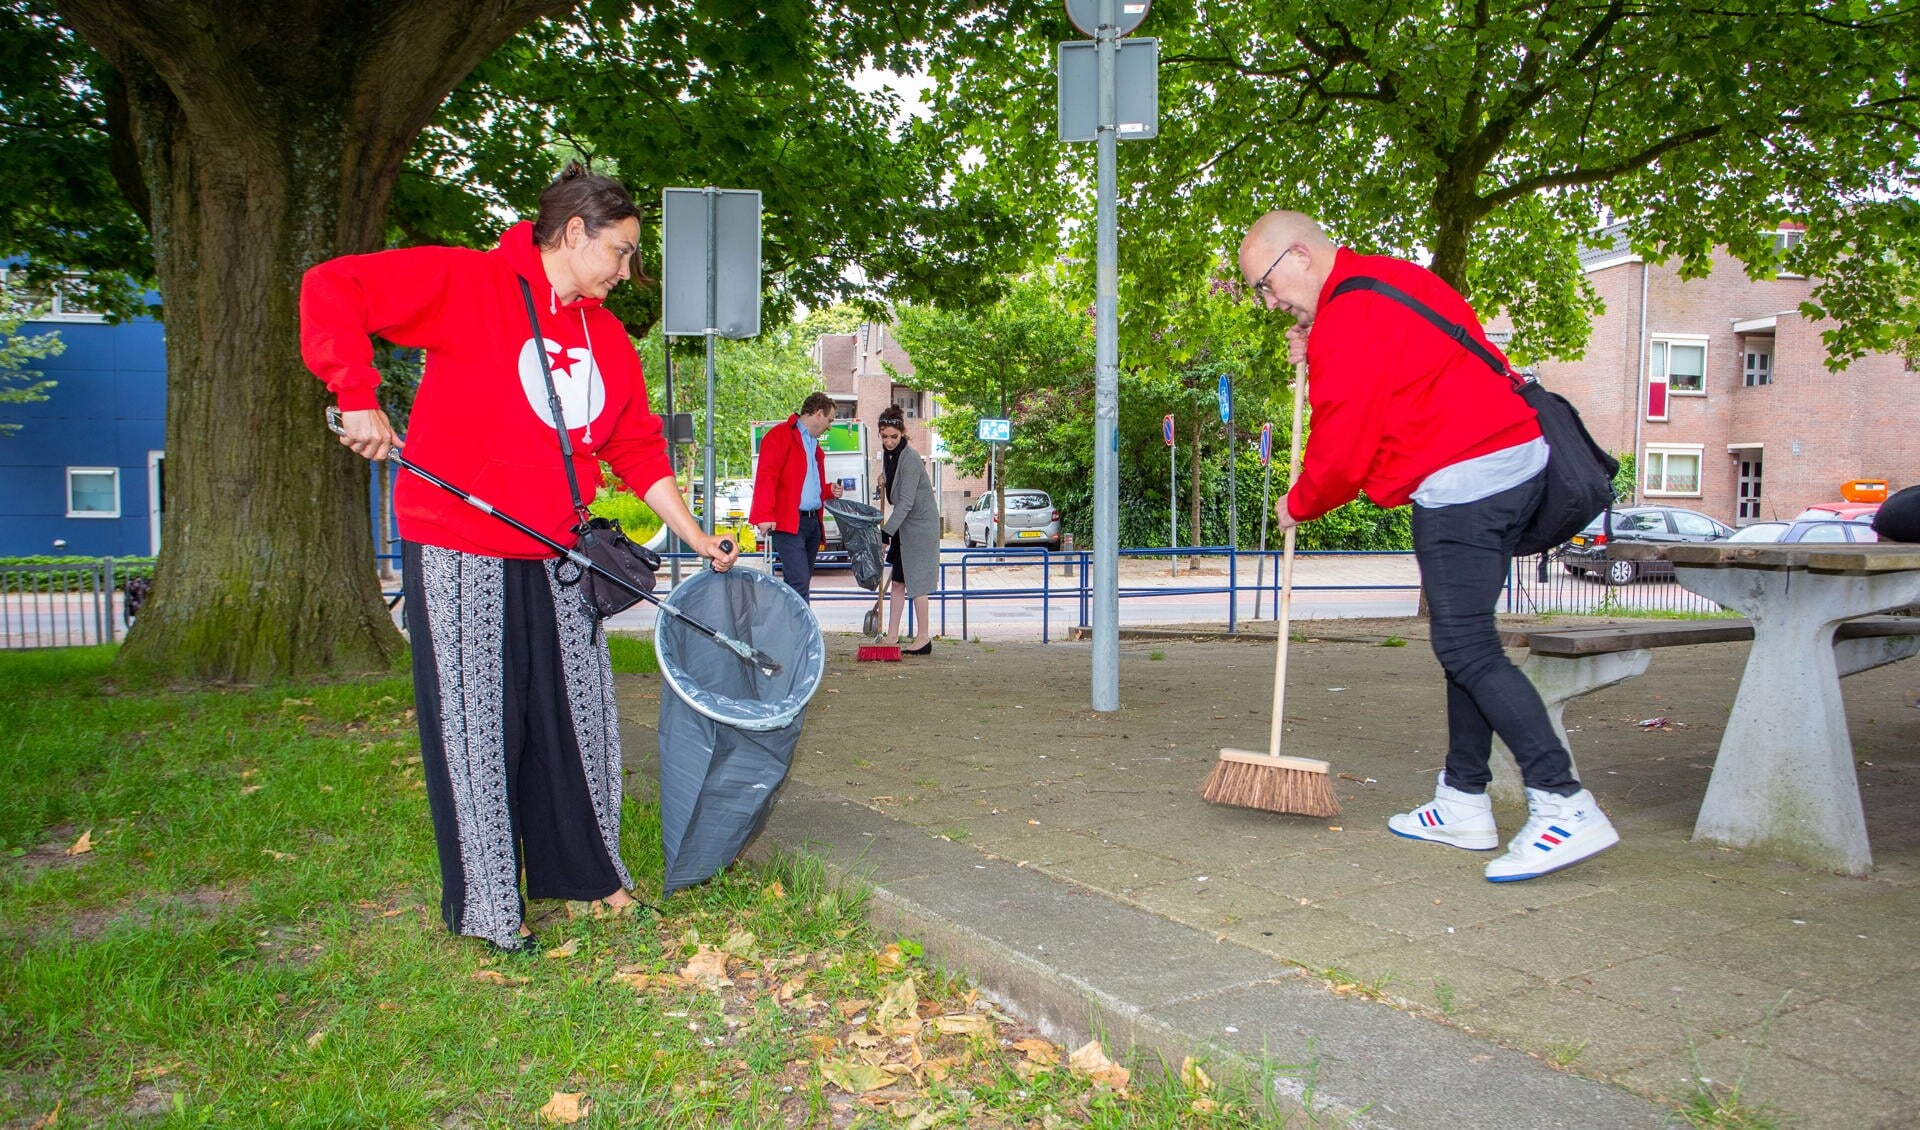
[[402, 543, 633, 948]]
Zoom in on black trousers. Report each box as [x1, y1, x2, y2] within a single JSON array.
[[770, 509, 823, 601], [1411, 472, 1580, 797], [403, 543, 630, 947]]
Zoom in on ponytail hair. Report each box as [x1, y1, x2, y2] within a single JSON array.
[[532, 160, 641, 250]]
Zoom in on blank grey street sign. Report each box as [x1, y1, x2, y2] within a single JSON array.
[[1056, 38, 1158, 143], [661, 187, 762, 339]]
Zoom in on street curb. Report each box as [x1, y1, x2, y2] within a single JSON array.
[[746, 779, 1671, 1130]]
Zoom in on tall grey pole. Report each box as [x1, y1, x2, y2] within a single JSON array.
[[702, 188, 718, 535], [664, 344, 683, 584], [1227, 372, 1237, 550], [1090, 0, 1120, 711]]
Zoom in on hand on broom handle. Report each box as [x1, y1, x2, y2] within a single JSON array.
[[1266, 360, 1307, 758]]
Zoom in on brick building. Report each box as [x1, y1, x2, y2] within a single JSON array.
[[1511, 222, 1917, 525], [810, 322, 987, 532]]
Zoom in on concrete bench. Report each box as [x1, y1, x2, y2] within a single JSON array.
[[1487, 616, 1919, 805]]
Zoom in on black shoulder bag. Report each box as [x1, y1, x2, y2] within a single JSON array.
[[1328, 276, 1618, 557], [518, 279, 661, 622]]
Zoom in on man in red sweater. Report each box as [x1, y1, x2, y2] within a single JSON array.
[[751, 392, 839, 601], [1239, 210, 1618, 882]]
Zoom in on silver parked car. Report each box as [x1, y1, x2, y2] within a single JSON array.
[[962, 490, 1061, 549]]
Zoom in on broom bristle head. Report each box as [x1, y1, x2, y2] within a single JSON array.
[[1201, 751, 1341, 817], [855, 645, 902, 662]]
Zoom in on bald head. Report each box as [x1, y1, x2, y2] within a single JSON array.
[[1239, 211, 1338, 324]]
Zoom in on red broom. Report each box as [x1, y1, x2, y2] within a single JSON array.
[[856, 559, 900, 662], [1201, 360, 1340, 817]]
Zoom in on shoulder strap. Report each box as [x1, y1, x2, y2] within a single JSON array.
[[1328, 275, 1522, 389], [518, 278, 591, 525]]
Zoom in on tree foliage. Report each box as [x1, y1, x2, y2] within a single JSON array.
[[0, 0, 1053, 679], [925, 0, 1920, 365], [0, 293, 63, 436], [0, 1, 151, 320]]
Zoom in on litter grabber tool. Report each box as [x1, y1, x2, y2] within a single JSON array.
[[327, 407, 782, 677]]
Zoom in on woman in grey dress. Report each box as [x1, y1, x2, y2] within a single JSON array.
[[876, 404, 940, 654]]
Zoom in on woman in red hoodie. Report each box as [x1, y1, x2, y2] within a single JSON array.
[[302, 164, 736, 954]]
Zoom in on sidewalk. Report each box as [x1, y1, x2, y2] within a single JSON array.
[[617, 617, 1920, 1128]]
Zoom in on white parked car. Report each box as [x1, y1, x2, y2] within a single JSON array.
[[962, 490, 1061, 550]]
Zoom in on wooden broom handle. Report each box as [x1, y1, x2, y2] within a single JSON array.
[[1267, 359, 1307, 758]]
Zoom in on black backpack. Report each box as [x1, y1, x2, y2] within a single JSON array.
[[1328, 276, 1618, 557]]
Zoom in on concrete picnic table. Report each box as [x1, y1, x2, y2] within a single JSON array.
[[1610, 540, 1920, 874]]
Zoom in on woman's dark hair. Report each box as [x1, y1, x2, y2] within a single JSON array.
[[532, 161, 641, 250], [877, 404, 906, 431]]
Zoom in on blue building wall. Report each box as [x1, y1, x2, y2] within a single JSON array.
[[0, 314, 167, 557]]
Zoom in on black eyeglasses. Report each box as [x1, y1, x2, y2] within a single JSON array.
[[1251, 247, 1292, 299]]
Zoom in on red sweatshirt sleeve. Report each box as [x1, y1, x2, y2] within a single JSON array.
[[1287, 314, 1395, 522], [299, 245, 478, 411], [748, 425, 787, 528]]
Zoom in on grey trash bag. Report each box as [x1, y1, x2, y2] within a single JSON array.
[[654, 566, 826, 894], [823, 497, 886, 591]]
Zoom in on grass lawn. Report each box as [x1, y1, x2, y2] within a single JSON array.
[[1, 645, 1288, 1127]]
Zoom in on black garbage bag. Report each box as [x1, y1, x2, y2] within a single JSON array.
[[655, 567, 826, 894], [1872, 484, 1920, 543], [822, 498, 885, 591]]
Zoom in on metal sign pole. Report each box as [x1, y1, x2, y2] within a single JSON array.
[[664, 345, 683, 584], [1167, 414, 1177, 577], [701, 188, 719, 536], [1090, 0, 1121, 710]]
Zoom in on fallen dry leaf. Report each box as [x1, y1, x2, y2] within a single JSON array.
[[873, 977, 919, 1029], [379, 906, 413, 919], [305, 1028, 327, 1049], [679, 946, 732, 986], [472, 970, 528, 986], [763, 880, 787, 900], [65, 830, 93, 856], [722, 929, 756, 955], [538, 1091, 589, 1124], [240, 785, 263, 796], [261, 849, 295, 861], [806, 1033, 837, 1057], [837, 999, 872, 1020], [29, 1099, 62, 1128], [1181, 1057, 1214, 1092], [1069, 1040, 1131, 1095], [1013, 1038, 1059, 1065], [609, 968, 651, 991], [545, 937, 581, 960], [819, 1056, 893, 1094], [876, 943, 907, 971], [775, 973, 807, 1003], [931, 1013, 993, 1037]]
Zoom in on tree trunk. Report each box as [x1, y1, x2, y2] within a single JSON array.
[[56, 0, 574, 681]]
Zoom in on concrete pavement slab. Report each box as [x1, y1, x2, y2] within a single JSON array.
[[618, 613, 1920, 1126]]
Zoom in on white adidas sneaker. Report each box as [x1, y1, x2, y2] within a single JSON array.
[[1387, 772, 1499, 851], [1484, 788, 1620, 882]]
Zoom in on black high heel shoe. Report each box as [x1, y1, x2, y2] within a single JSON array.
[[902, 641, 932, 656]]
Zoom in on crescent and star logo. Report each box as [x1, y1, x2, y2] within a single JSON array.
[[518, 335, 608, 432]]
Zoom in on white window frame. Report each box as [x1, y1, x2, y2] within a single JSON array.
[[1651, 334, 1709, 398], [1, 269, 108, 323], [890, 387, 921, 419], [67, 467, 122, 518], [1643, 444, 1706, 499], [1742, 341, 1773, 387]]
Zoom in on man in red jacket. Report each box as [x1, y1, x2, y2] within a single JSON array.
[[1239, 210, 1618, 883], [751, 392, 839, 600]]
